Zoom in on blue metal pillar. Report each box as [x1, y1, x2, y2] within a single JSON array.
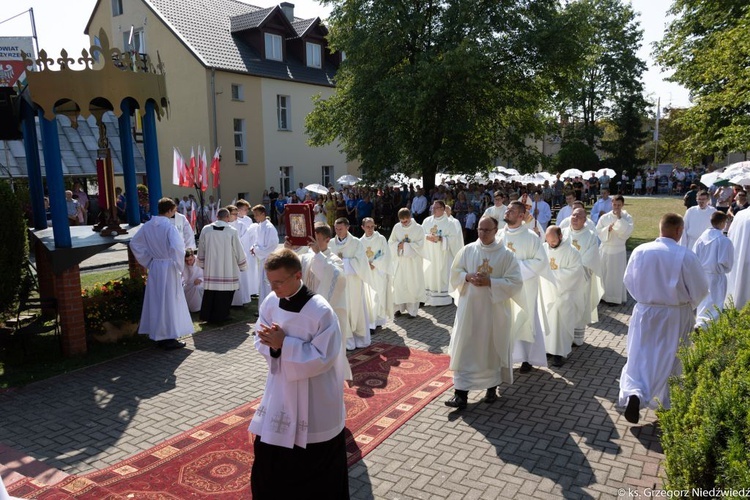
[[142, 100, 162, 215], [22, 100, 46, 230], [38, 111, 71, 248], [119, 100, 140, 225]]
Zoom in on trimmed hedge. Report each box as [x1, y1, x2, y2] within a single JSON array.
[[658, 304, 750, 490], [0, 181, 28, 319]]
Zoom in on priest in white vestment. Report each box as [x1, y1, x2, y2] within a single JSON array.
[[619, 213, 708, 424], [170, 210, 197, 250], [182, 250, 204, 313], [360, 217, 393, 328], [500, 201, 550, 372], [563, 208, 604, 346], [726, 205, 750, 310], [680, 190, 716, 251], [595, 195, 634, 305], [444, 216, 523, 409], [694, 212, 733, 328], [229, 203, 253, 306], [558, 201, 597, 233], [333, 217, 375, 349], [388, 208, 426, 317], [539, 226, 584, 366], [250, 249, 349, 498], [251, 204, 280, 307], [422, 200, 464, 306], [483, 191, 507, 224], [130, 198, 193, 349]]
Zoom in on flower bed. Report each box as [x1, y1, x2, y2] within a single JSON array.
[[82, 276, 145, 337]]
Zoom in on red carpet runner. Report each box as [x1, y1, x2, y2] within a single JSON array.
[[9, 343, 452, 499]]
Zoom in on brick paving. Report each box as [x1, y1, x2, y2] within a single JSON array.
[[0, 295, 666, 499]]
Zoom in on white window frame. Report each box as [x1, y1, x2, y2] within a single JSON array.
[[123, 28, 145, 54], [322, 165, 333, 187], [306, 42, 322, 68], [234, 118, 246, 164], [277, 95, 290, 131], [279, 166, 292, 195], [264, 33, 283, 61], [231, 83, 243, 101], [112, 0, 123, 16]]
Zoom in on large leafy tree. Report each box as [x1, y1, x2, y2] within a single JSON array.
[[306, 0, 574, 189], [555, 0, 647, 152], [655, 3, 750, 160], [599, 92, 650, 171]]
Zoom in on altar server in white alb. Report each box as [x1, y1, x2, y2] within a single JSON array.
[[228, 203, 253, 306], [680, 190, 716, 251], [483, 191, 507, 224], [250, 249, 349, 498], [170, 209, 197, 251], [619, 213, 708, 424], [726, 203, 750, 310], [444, 216, 523, 409], [422, 200, 464, 306], [539, 226, 584, 367], [250, 204, 279, 306], [130, 197, 193, 349], [360, 217, 393, 329], [388, 208, 426, 318], [182, 249, 204, 313], [596, 194, 634, 305], [590, 189, 613, 225], [334, 217, 375, 349], [563, 208, 604, 346], [693, 211, 733, 329], [500, 201, 550, 373]]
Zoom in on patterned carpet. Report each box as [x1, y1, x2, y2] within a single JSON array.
[[9, 343, 452, 499]]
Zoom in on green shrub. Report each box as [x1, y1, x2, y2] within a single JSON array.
[[82, 275, 145, 335], [0, 181, 29, 319], [658, 304, 750, 490]]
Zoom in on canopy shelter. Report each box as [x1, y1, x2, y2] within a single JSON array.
[[14, 29, 169, 356]]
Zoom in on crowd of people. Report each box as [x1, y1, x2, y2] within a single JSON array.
[[126, 170, 750, 496]]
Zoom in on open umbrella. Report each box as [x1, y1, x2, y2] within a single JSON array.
[[700, 171, 723, 187], [305, 183, 329, 195], [561, 168, 583, 179], [582, 170, 598, 178], [596, 168, 616, 178], [336, 174, 361, 186], [729, 173, 750, 187]]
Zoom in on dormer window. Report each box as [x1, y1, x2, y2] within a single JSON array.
[[306, 42, 321, 68], [265, 33, 283, 61]]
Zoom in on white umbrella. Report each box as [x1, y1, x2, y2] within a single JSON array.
[[724, 161, 750, 175], [504, 168, 520, 176], [729, 173, 750, 186], [700, 171, 723, 187], [561, 168, 583, 179], [582, 170, 598, 178], [337, 174, 361, 186], [305, 183, 329, 195], [596, 168, 616, 178]]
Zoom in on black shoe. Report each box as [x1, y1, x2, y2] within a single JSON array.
[[519, 362, 532, 373], [551, 355, 565, 367], [482, 387, 497, 404], [394, 311, 403, 317], [444, 393, 468, 409], [159, 339, 186, 350], [625, 395, 641, 424]]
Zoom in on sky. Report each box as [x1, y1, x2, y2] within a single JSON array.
[[0, 0, 690, 110]]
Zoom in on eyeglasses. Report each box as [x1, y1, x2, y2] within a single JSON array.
[[269, 273, 297, 287]]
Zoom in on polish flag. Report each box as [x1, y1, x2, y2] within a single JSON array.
[[187, 147, 196, 187], [172, 148, 182, 186], [211, 146, 221, 188], [189, 199, 197, 230], [200, 146, 209, 191]]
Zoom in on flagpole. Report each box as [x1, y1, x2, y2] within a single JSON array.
[[654, 97, 660, 167]]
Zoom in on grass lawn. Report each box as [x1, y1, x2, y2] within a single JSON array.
[[620, 195, 685, 252], [1, 266, 258, 389]]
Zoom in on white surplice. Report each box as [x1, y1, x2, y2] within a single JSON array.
[[483, 204, 507, 224], [249, 287, 348, 448], [251, 219, 279, 304], [618, 237, 708, 410], [596, 210, 634, 304], [333, 232, 375, 348], [539, 240, 584, 357], [182, 261, 204, 312], [449, 239, 523, 390], [499, 226, 549, 367], [422, 214, 463, 306], [197, 221, 248, 291], [693, 228, 733, 328], [725, 207, 750, 310], [680, 205, 716, 250], [230, 217, 253, 305], [360, 231, 394, 327], [563, 225, 604, 343], [388, 220, 426, 316], [130, 216, 194, 341], [170, 212, 197, 250]]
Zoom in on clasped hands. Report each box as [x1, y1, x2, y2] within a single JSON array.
[[426, 235, 443, 243], [257, 322, 286, 350], [465, 272, 490, 287]]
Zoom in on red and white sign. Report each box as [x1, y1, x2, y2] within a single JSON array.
[[0, 37, 34, 88]]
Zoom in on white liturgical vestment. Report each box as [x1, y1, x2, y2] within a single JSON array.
[[596, 210, 634, 304], [693, 228, 733, 328], [422, 214, 464, 306], [618, 237, 708, 410], [389, 220, 426, 315], [680, 205, 716, 251], [360, 231, 394, 327], [726, 207, 750, 310], [449, 240, 522, 390], [563, 225, 604, 331], [251, 219, 279, 304], [182, 261, 204, 312], [483, 204, 507, 225], [334, 232, 375, 348]]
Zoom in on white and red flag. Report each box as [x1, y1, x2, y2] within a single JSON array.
[[200, 146, 209, 191], [211, 146, 221, 188]]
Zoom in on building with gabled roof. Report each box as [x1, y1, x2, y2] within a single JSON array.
[[85, 0, 348, 204]]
